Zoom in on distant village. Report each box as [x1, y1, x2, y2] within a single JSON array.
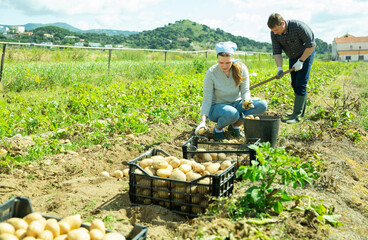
[[0, 25, 122, 49]]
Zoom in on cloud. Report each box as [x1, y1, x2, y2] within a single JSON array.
[[1, 0, 163, 16]]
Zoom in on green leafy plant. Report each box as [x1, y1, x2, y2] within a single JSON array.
[[232, 142, 321, 217]]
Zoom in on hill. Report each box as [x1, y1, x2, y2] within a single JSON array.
[[123, 19, 272, 52]]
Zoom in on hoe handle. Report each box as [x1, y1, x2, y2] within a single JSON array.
[[250, 68, 295, 90]]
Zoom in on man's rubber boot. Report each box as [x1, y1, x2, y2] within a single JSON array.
[[282, 94, 307, 124]]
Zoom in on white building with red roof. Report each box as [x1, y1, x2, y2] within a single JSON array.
[[332, 34, 368, 62]]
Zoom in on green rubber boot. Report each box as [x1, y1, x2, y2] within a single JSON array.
[[282, 94, 307, 124]]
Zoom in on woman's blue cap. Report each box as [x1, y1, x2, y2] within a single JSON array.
[[215, 41, 237, 54]]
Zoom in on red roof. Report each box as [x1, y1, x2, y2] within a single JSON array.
[[334, 34, 368, 43], [337, 50, 368, 55]]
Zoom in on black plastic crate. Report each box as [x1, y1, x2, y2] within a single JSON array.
[[0, 196, 148, 240], [128, 148, 236, 218], [182, 136, 260, 167]]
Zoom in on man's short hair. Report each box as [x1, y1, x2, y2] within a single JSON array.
[[267, 13, 284, 29]]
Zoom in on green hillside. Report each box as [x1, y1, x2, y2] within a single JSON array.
[[1, 19, 331, 55]]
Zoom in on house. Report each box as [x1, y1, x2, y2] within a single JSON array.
[[41, 42, 53, 46], [332, 34, 368, 62], [104, 44, 113, 48], [8, 26, 25, 34], [89, 43, 101, 48], [74, 42, 84, 47]]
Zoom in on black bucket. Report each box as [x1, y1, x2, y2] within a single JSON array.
[[243, 115, 281, 148]]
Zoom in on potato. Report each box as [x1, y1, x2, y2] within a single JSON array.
[[152, 159, 169, 169], [90, 219, 105, 234], [151, 155, 164, 161], [58, 222, 71, 235], [99, 171, 109, 177], [165, 164, 173, 172], [139, 158, 153, 169], [22, 237, 37, 240], [179, 164, 191, 174], [7, 217, 28, 230], [186, 185, 197, 194], [220, 160, 232, 170], [206, 163, 221, 174], [68, 228, 90, 240], [202, 170, 210, 176], [144, 167, 156, 176], [38, 229, 54, 240], [23, 212, 44, 224], [26, 220, 44, 237], [59, 215, 82, 231], [0, 233, 18, 240], [218, 153, 227, 161], [122, 169, 129, 177], [102, 232, 126, 240], [134, 169, 143, 174], [254, 116, 260, 120], [170, 169, 186, 181], [15, 229, 27, 239], [193, 163, 205, 173], [201, 153, 212, 161], [168, 158, 181, 168], [156, 190, 170, 199], [152, 179, 168, 187], [54, 234, 68, 240], [198, 127, 206, 135], [113, 170, 123, 178], [45, 218, 60, 237], [0, 223, 15, 235], [90, 229, 105, 240], [186, 172, 201, 181], [143, 198, 151, 205], [156, 168, 171, 178], [180, 159, 192, 166]]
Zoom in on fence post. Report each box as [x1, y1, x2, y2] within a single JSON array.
[[164, 51, 167, 63], [244, 52, 247, 63], [0, 44, 6, 83], [205, 51, 208, 59], [108, 49, 112, 73]]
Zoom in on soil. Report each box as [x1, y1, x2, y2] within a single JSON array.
[[1, 79, 368, 239]]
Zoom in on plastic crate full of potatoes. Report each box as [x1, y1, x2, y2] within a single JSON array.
[[128, 148, 236, 217], [182, 136, 260, 168]]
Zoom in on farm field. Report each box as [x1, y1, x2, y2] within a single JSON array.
[[0, 47, 368, 239]]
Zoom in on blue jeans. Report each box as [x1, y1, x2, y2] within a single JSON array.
[[289, 50, 315, 96], [208, 99, 267, 129]]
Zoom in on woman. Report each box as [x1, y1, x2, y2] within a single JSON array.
[[195, 41, 267, 140]]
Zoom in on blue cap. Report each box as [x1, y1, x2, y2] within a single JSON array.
[[215, 41, 237, 54]]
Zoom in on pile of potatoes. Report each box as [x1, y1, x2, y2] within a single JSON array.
[[244, 115, 260, 120], [0, 213, 125, 240], [133, 152, 241, 214]]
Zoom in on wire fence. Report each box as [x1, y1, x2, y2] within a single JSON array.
[[0, 41, 274, 82]]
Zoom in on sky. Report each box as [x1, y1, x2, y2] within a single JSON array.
[[0, 0, 367, 44]]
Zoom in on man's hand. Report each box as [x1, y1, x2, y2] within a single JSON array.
[[242, 99, 255, 110], [276, 67, 283, 79], [293, 59, 304, 71], [195, 121, 207, 136]]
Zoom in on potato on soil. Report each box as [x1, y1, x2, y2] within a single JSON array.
[[99, 171, 110, 177], [113, 170, 123, 178], [102, 232, 126, 240], [122, 168, 129, 177]]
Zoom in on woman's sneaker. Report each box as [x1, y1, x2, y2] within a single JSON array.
[[228, 125, 245, 138]]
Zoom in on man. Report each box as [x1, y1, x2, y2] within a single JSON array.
[[267, 13, 316, 124]]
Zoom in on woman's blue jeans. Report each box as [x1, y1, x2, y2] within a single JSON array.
[[208, 99, 267, 129]]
